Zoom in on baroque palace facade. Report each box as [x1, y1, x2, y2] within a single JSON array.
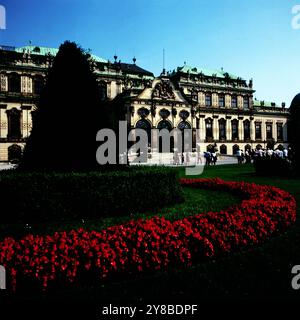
[[0, 44, 289, 162]]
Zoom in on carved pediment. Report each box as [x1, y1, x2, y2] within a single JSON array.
[[152, 80, 175, 100]]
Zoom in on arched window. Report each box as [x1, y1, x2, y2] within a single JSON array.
[[8, 144, 22, 163], [219, 119, 226, 140], [232, 144, 239, 155], [157, 120, 172, 131], [244, 144, 251, 152], [179, 110, 189, 120], [159, 109, 171, 119], [33, 75, 44, 95], [178, 121, 191, 130], [157, 120, 173, 153], [136, 119, 151, 144], [7, 108, 21, 140], [256, 144, 262, 150], [137, 108, 150, 118], [205, 118, 213, 140], [8, 73, 21, 93], [243, 120, 251, 140], [220, 144, 227, 155], [207, 144, 214, 152], [231, 119, 239, 140], [277, 144, 283, 151]]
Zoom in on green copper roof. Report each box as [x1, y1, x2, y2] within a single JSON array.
[[176, 64, 240, 80], [15, 45, 107, 63], [253, 100, 279, 108], [15, 46, 59, 56]]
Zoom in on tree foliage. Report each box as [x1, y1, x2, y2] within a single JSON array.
[[20, 41, 108, 171], [289, 94, 300, 174]]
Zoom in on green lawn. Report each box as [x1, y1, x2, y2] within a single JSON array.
[[95, 164, 300, 302], [83, 164, 300, 302], [180, 163, 300, 215], [0, 187, 239, 240], [4, 163, 300, 305]]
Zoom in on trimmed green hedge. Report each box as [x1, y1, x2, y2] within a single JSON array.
[[0, 167, 183, 223], [254, 157, 292, 177]]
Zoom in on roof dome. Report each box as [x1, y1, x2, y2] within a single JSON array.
[[290, 93, 300, 109]]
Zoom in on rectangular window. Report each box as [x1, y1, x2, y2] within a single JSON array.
[[206, 121, 213, 139], [231, 121, 239, 140], [266, 124, 273, 139], [244, 122, 250, 140], [218, 95, 225, 108], [255, 123, 262, 140], [243, 97, 249, 109], [277, 123, 283, 140], [219, 121, 226, 139], [231, 96, 237, 108], [205, 94, 212, 107]]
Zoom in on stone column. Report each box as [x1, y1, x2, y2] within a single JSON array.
[[261, 120, 266, 141], [238, 96, 243, 109], [212, 93, 218, 108], [213, 116, 219, 141], [107, 82, 111, 99], [225, 95, 231, 109], [250, 118, 255, 141], [0, 105, 8, 138], [21, 106, 32, 138], [21, 75, 27, 94], [226, 116, 231, 141], [272, 121, 276, 141], [0, 74, 8, 92], [238, 118, 243, 141], [199, 92, 205, 108], [27, 77, 33, 94], [199, 115, 205, 142]]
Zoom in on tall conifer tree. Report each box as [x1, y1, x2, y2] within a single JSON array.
[[20, 41, 107, 171]]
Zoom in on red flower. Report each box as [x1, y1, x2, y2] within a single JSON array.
[[0, 178, 296, 291]]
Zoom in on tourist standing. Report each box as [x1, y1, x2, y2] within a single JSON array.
[[212, 152, 217, 165], [186, 152, 190, 166], [204, 151, 211, 166], [236, 148, 242, 164]]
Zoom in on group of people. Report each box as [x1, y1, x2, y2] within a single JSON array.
[[203, 150, 218, 166], [236, 147, 290, 164], [170, 146, 291, 166], [173, 151, 191, 166]]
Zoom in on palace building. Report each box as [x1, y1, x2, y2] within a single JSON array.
[[0, 44, 289, 162]]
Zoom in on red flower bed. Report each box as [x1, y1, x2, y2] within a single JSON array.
[[0, 178, 296, 291]]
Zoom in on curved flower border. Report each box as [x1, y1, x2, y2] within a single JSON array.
[[0, 178, 296, 291]]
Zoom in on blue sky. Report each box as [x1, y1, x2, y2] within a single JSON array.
[[0, 0, 299, 105]]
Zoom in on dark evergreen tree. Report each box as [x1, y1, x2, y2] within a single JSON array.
[[19, 41, 109, 171], [289, 93, 300, 174]]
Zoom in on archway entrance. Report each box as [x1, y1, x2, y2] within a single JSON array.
[[135, 119, 151, 145], [178, 121, 192, 152], [8, 144, 22, 163], [157, 120, 173, 153], [232, 144, 240, 155]]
